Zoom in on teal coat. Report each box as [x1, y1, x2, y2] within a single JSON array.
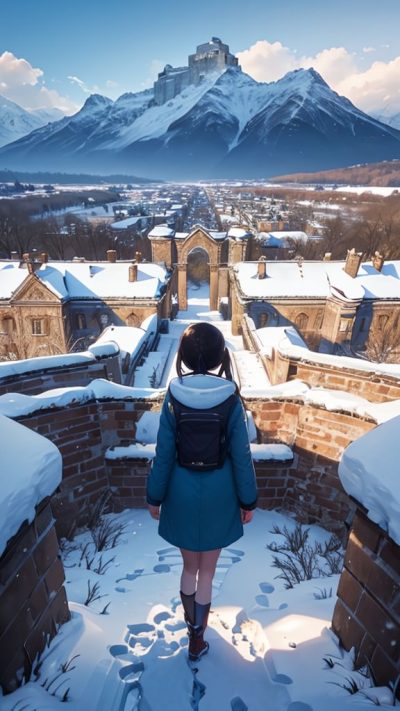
[[146, 374, 258, 552]]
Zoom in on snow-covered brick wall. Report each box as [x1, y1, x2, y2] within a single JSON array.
[[0, 497, 70, 693], [0, 414, 62, 556], [332, 508, 400, 691], [338, 415, 400, 544], [0, 352, 120, 397]]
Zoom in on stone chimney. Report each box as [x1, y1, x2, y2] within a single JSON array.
[[106, 249, 117, 263], [344, 248, 363, 278], [129, 261, 137, 282], [40, 252, 48, 264], [372, 251, 384, 272], [135, 251, 142, 263], [10, 251, 19, 260], [257, 256, 267, 279], [323, 252, 332, 261]]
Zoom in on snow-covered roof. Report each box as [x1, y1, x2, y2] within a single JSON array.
[[257, 231, 308, 248], [110, 216, 144, 230], [0, 414, 62, 556], [0, 261, 168, 300], [339, 415, 400, 545], [235, 259, 400, 301], [228, 227, 251, 239], [148, 224, 175, 238]]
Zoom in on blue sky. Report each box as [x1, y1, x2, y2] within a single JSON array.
[[1, 0, 399, 116]]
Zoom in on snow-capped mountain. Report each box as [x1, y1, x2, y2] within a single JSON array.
[[0, 95, 66, 148], [372, 110, 400, 131], [1, 67, 400, 178]]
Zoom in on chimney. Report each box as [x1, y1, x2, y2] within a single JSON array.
[[135, 250, 142, 263], [10, 251, 19, 260], [344, 248, 362, 278], [323, 252, 332, 261], [129, 261, 137, 282], [257, 256, 267, 279], [40, 252, 48, 264], [372, 251, 384, 272], [106, 249, 117, 263]]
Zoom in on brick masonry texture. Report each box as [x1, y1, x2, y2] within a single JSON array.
[[332, 508, 400, 693], [0, 499, 70, 694]]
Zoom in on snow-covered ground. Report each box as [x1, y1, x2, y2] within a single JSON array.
[[1, 283, 398, 710], [2, 508, 396, 711]]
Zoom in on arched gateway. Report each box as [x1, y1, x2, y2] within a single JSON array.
[[149, 224, 248, 311]]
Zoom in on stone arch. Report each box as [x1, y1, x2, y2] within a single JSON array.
[[295, 312, 309, 331], [186, 246, 210, 286], [176, 227, 222, 310]]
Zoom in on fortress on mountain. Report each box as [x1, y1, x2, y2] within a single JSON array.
[[153, 37, 239, 105]]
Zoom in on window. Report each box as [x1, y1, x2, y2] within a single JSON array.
[[378, 314, 389, 330], [315, 310, 324, 330], [1, 317, 15, 334], [295, 312, 309, 330], [32, 319, 45, 335], [75, 313, 87, 330], [339, 318, 350, 333], [359, 317, 367, 332]]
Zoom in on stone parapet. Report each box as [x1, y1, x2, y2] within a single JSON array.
[[0, 499, 70, 693], [332, 508, 400, 693]]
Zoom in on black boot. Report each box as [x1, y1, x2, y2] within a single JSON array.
[[180, 590, 196, 625], [188, 601, 211, 662]]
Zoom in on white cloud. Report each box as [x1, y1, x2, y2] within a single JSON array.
[[67, 75, 101, 95], [0, 51, 77, 113], [237, 40, 400, 118]]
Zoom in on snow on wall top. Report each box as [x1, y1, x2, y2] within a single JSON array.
[[0, 378, 164, 419], [339, 415, 400, 545], [0, 260, 168, 300], [234, 259, 400, 301], [148, 224, 175, 238], [258, 325, 400, 379], [0, 413, 62, 556], [0, 350, 98, 380]]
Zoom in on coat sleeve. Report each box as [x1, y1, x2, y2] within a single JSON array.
[[228, 398, 258, 510], [146, 394, 177, 506]]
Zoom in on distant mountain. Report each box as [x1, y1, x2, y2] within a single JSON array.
[[0, 95, 66, 148], [270, 159, 400, 187], [1, 67, 400, 178], [371, 111, 400, 131]]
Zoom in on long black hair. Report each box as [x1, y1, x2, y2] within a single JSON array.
[[176, 322, 234, 380]]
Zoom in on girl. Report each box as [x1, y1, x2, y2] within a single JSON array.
[[146, 322, 258, 662]]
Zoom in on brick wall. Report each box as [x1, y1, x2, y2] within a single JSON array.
[[0, 498, 70, 693], [292, 361, 400, 403], [245, 398, 375, 534], [0, 357, 120, 396], [16, 397, 163, 537], [332, 508, 400, 693]]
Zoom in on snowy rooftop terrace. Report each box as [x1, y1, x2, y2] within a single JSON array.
[[235, 259, 400, 301], [0, 260, 169, 300]]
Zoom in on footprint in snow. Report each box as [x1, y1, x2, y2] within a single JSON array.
[[259, 582, 275, 593]]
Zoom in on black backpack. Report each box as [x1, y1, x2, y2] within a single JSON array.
[[168, 389, 237, 471]]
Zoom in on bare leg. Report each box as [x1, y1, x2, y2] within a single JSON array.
[[180, 548, 200, 595], [196, 549, 222, 604]]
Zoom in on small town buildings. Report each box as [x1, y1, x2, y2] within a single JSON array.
[[0, 252, 172, 359], [230, 250, 400, 356]]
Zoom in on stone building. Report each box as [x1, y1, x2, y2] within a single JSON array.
[[154, 37, 239, 105], [149, 223, 251, 311], [230, 250, 400, 356], [0, 252, 172, 359]]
